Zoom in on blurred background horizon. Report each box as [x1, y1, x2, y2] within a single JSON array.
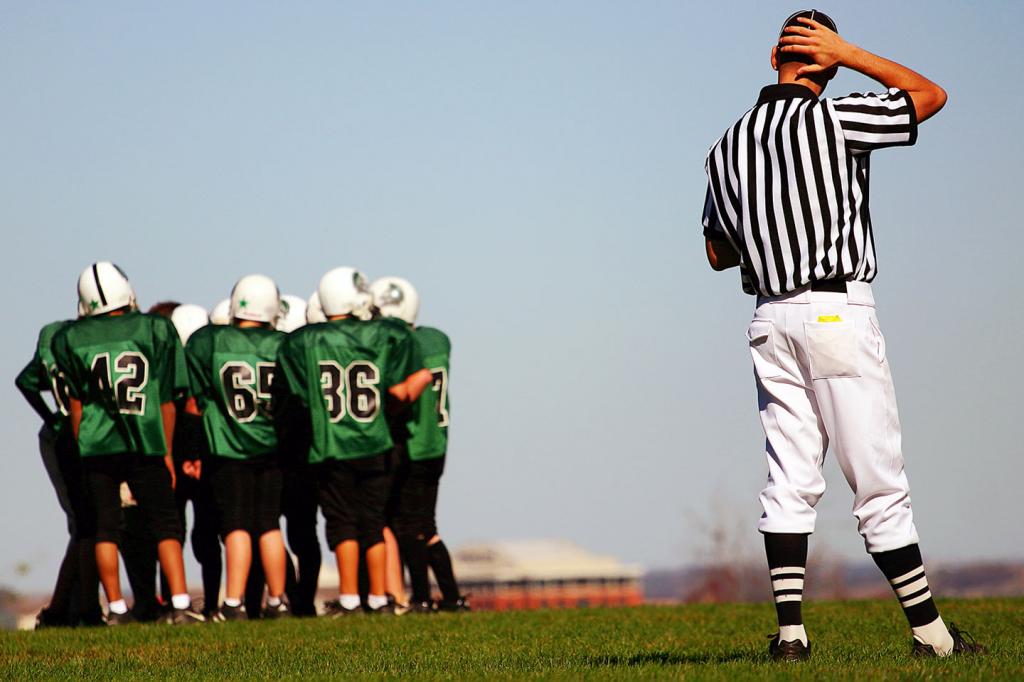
[[2, 1, 1022, 594]]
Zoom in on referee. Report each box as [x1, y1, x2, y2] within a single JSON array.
[[702, 10, 983, 661]]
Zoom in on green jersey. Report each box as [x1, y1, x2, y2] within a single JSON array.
[[406, 326, 451, 461], [186, 324, 284, 460], [51, 311, 188, 457], [15, 320, 74, 431], [277, 317, 423, 463]]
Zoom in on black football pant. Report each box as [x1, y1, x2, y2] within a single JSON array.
[[37, 425, 102, 626], [391, 455, 446, 603], [282, 462, 321, 616], [83, 454, 184, 621], [317, 453, 389, 550], [155, 466, 223, 613]]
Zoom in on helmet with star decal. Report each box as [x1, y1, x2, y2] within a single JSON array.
[[229, 274, 280, 325], [77, 261, 137, 317]]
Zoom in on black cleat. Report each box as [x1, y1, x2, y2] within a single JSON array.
[[912, 623, 987, 657], [322, 599, 361, 618], [35, 608, 70, 629], [407, 600, 437, 614], [165, 607, 206, 625], [262, 599, 291, 619], [217, 603, 247, 622], [437, 596, 471, 612], [79, 609, 107, 628], [104, 610, 137, 626], [768, 633, 811, 662]]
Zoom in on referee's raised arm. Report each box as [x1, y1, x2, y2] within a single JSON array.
[[779, 16, 947, 121]]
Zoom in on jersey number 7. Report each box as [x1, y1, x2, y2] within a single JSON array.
[[430, 367, 449, 427]]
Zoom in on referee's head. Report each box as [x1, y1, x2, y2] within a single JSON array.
[[772, 9, 839, 90]]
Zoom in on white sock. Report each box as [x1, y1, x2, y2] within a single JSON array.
[[339, 594, 361, 610], [108, 599, 128, 615], [912, 616, 954, 656], [224, 597, 242, 608], [171, 594, 191, 610], [367, 594, 389, 610], [267, 595, 282, 607], [779, 624, 808, 646]]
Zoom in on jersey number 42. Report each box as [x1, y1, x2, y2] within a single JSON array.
[[91, 352, 149, 416]]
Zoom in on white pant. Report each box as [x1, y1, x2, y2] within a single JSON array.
[[749, 282, 919, 553]]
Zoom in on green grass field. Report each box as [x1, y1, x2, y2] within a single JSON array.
[[2, 598, 1022, 679]]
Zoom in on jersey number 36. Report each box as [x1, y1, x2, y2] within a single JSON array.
[[319, 361, 380, 423]]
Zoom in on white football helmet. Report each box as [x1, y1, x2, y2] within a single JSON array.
[[317, 267, 373, 320], [306, 291, 327, 324], [276, 294, 308, 333], [230, 274, 280, 324], [370, 276, 420, 325], [209, 298, 231, 325], [170, 304, 209, 344], [77, 262, 137, 317]]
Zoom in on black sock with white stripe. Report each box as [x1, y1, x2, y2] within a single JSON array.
[[872, 544, 953, 654], [764, 533, 808, 645]]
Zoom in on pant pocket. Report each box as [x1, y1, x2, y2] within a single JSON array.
[[804, 321, 861, 380], [867, 314, 887, 364], [747, 319, 781, 379]]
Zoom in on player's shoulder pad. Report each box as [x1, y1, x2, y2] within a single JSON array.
[[50, 321, 71, 349], [280, 321, 318, 350], [416, 326, 451, 350], [380, 316, 414, 336], [145, 312, 181, 340], [185, 321, 216, 348], [37, 319, 72, 348]]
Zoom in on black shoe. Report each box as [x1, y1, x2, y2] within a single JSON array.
[[218, 603, 247, 622], [408, 600, 437, 614], [104, 610, 137, 626], [367, 603, 397, 615], [35, 608, 71, 629], [262, 599, 291, 619], [912, 623, 987, 657], [768, 633, 811, 662], [322, 599, 361, 618], [77, 611, 107, 628], [165, 607, 206, 625], [437, 596, 471, 612]]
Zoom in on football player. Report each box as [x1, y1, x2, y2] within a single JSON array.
[[371, 277, 467, 612], [51, 262, 203, 624], [16, 316, 103, 627], [276, 267, 432, 615], [166, 303, 223, 618], [185, 275, 290, 620], [269, 293, 323, 617]]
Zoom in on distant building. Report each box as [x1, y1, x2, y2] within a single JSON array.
[[451, 539, 644, 611]]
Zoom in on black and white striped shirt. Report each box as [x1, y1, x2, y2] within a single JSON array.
[[703, 84, 917, 296]]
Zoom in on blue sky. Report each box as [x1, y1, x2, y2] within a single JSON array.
[[2, 1, 1022, 591]]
